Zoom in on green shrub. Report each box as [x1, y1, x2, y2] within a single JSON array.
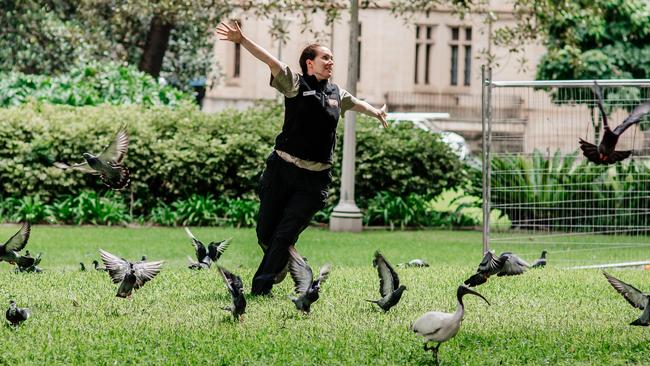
[[363, 190, 484, 229], [69, 191, 129, 226], [0, 102, 467, 215], [333, 120, 468, 206], [0, 62, 192, 108], [0, 195, 49, 222]]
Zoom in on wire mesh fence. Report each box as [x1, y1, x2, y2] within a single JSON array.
[[483, 73, 650, 267]]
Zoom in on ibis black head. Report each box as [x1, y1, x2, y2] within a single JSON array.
[[541, 250, 548, 258], [457, 285, 490, 306]]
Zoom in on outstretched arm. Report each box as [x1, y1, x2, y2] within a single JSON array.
[[351, 102, 388, 128], [216, 21, 283, 77]]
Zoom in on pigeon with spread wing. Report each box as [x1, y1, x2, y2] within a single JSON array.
[[0, 222, 31, 265], [366, 250, 406, 312], [99, 249, 163, 298], [54, 127, 130, 189], [579, 81, 650, 164], [603, 271, 650, 326], [218, 266, 246, 321], [288, 245, 331, 314]]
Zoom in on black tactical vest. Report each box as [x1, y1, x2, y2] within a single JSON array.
[[274, 74, 341, 164]]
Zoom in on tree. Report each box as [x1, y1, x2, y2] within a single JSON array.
[[0, 1, 349, 90], [532, 0, 650, 137]]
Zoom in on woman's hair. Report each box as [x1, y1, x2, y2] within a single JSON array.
[[299, 44, 323, 75]]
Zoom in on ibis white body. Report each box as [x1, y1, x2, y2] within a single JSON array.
[[412, 306, 464, 343]]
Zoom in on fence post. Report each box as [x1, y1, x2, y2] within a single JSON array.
[[481, 66, 492, 254]]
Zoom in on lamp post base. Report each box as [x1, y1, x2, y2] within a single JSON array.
[[329, 202, 363, 232]]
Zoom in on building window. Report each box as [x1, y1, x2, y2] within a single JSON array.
[[414, 24, 435, 85], [449, 26, 472, 86], [357, 23, 362, 81], [234, 43, 241, 78], [231, 21, 242, 78]]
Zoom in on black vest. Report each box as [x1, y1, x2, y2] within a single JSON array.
[[274, 74, 341, 164]]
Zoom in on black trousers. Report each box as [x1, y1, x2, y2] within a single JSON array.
[[251, 151, 331, 295]]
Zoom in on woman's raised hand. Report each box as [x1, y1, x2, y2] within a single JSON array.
[[216, 21, 243, 44]]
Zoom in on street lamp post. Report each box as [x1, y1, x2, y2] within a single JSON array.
[[329, 0, 362, 232]]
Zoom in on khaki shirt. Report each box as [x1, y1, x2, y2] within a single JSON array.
[[270, 63, 361, 171], [271, 63, 360, 115]]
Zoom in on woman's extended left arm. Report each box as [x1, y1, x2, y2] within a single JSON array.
[[351, 101, 388, 128]]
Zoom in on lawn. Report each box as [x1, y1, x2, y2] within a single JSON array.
[[1, 225, 649, 365]]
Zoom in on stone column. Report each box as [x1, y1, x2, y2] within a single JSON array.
[[329, 0, 362, 232]]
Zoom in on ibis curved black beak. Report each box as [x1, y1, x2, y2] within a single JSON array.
[[458, 285, 490, 306]]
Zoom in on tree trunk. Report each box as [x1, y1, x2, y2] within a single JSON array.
[[138, 15, 173, 78]]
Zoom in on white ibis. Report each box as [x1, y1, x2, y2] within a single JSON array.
[[411, 285, 490, 365]]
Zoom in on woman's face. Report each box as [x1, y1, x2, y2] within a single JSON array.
[[308, 46, 334, 81]]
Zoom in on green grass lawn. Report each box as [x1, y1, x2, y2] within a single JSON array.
[[1, 225, 649, 365]]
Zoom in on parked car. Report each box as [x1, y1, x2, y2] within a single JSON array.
[[387, 112, 472, 160]]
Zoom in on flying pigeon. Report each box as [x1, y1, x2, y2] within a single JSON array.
[[54, 127, 130, 189], [464, 250, 505, 287], [184, 227, 231, 270], [99, 249, 164, 298], [398, 259, 430, 268], [579, 81, 650, 165], [218, 266, 246, 321], [603, 271, 650, 326], [366, 250, 406, 312], [531, 250, 548, 268], [0, 222, 31, 265], [496, 252, 530, 277], [15, 251, 43, 273], [6, 300, 30, 326], [288, 245, 331, 314]]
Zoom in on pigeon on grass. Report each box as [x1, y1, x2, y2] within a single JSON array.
[[464, 250, 530, 287], [531, 250, 548, 268], [6, 300, 30, 327], [366, 250, 406, 312], [218, 266, 246, 321], [185, 227, 231, 270], [14, 251, 43, 273], [99, 249, 163, 298], [93, 260, 108, 272], [288, 245, 331, 314]]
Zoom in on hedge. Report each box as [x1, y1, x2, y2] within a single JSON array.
[[0, 101, 467, 215]]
